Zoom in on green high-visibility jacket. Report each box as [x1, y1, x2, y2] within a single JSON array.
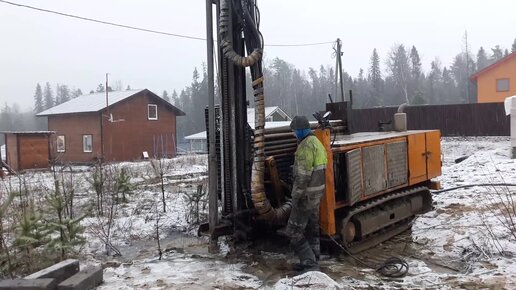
[[292, 134, 328, 201]]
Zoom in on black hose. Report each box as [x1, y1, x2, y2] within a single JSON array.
[[328, 235, 410, 278], [376, 257, 409, 278], [432, 183, 516, 194]]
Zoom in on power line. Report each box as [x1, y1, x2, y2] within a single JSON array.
[[0, 0, 334, 47], [0, 0, 205, 40], [266, 41, 334, 47]]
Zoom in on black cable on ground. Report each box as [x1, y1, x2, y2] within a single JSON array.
[[328, 235, 409, 278], [432, 183, 516, 194]]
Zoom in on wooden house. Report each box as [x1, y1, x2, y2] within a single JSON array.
[[37, 89, 185, 163], [471, 52, 516, 103]]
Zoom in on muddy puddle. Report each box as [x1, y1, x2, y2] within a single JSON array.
[[97, 228, 471, 289]]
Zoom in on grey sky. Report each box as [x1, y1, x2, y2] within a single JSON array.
[[1, 0, 515, 111]]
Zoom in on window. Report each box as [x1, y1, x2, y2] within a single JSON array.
[[496, 78, 510, 92], [83, 135, 92, 153], [148, 104, 158, 120], [56, 135, 66, 153]]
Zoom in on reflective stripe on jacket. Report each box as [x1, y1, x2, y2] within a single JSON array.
[[292, 134, 328, 201]]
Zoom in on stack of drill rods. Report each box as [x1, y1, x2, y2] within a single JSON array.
[[251, 120, 347, 178]]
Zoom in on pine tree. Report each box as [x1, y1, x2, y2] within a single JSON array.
[[368, 49, 382, 107], [504, 49, 509, 57], [427, 59, 442, 104], [14, 211, 50, 265], [512, 39, 516, 53], [490, 45, 504, 63], [354, 68, 370, 108], [171, 90, 178, 106], [59, 85, 70, 104], [410, 46, 422, 80], [43, 82, 54, 110], [126, 85, 131, 91], [409, 46, 423, 100], [162, 90, 170, 102], [72, 89, 83, 99], [55, 84, 62, 105], [476, 47, 489, 70], [33, 83, 44, 113], [96, 84, 105, 93]]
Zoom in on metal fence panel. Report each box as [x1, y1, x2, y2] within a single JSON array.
[[350, 103, 510, 136]]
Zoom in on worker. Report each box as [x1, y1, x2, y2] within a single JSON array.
[[286, 115, 328, 271]]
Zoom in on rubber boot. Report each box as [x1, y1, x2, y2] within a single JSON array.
[[292, 240, 319, 272], [308, 238, 321, 261]]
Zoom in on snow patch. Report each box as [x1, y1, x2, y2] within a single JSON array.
[[275, 271, 341, 290]]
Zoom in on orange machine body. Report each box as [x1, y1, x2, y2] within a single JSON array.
[[315, 129, 441, 236]]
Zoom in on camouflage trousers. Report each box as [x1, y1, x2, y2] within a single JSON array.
[[285, 190, 324, 258]]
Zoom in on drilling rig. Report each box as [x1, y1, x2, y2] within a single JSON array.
[[202, 0, 441, 254]]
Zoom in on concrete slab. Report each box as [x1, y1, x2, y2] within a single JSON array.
[[57, 266, 103, 290], [0, 278, 56, 290], [25, 259, 79, 285]]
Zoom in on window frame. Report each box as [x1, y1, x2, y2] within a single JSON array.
[[82, 134, 93, 153], [496, 78, 510, 92], [56, 135, 66, 153], [148, 104, 158, 120]]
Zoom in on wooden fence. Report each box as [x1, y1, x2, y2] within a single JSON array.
[[349, 103, 510, 136]]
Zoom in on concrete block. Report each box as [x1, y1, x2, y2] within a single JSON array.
[[57, 266, 103, 290], [0, 278, 56, 290], [25, 259, 79, 285]]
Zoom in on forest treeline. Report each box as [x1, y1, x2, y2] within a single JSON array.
[[1, 39, 515, 143]]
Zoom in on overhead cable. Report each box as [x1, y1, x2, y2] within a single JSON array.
[[0, 0, 334, 47]]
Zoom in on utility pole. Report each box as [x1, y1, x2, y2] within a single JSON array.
[[105, 73, 110, 117], [334, 38, 345, 102]]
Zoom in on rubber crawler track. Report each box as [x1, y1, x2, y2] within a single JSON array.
[[339, 186, 432, 254]]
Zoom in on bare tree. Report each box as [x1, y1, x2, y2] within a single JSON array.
[[386, 44, 411, 104]]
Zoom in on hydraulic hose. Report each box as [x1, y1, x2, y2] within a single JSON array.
[[219, 0, 291, 225], [219, 0, 262, 67]]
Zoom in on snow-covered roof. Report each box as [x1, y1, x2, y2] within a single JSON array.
[[36, 89, 185, 116], [184, 131, 207, 140], [247, 106, 291, 123], [184, 121, 292, 140]]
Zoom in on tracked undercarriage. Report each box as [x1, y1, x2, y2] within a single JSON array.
[[339, 186, 432, 253]]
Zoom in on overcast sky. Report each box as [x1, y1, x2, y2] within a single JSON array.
[[1, 0, 515, 110]]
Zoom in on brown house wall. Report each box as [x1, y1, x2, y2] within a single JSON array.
[[47, 91, 178, 163], [102, 92, 177, 161], [5, 134, 18, 171], [5, 133, 50, 171], [48, 113, 102, 163], [18, 135, 50, 170]]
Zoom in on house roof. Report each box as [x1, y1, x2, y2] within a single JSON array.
[[184, 121, 292, 140], [470, 51, 516, 81], [36, 89, 185, 116], [247, 106, 292, 124]]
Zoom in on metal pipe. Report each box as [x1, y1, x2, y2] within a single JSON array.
[[397, 103, 408, 113], [206, 0, 218, 237]]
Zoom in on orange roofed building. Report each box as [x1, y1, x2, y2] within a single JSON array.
[[471, 52, 516, 103]]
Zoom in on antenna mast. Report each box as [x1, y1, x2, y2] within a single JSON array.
[[105, 73, 110, 118]]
